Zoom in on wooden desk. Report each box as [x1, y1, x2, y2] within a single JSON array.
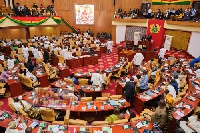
[[58, 66, 70, 79], [83, 55, 98, 66], [34, 70, 49, 87], [133, 84, 164, 114], [118, 50, 136, 62], [52, 55, 59, 66], [51, 81, 102, 100], [23, 92, 70, 110], [3, 46, 12, 56], [66, 58, 83, 69], [100, 46, 107, 53], [8, 78, 23, 97]]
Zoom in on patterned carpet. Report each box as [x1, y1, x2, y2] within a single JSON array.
[[71, 47, 120, 96]]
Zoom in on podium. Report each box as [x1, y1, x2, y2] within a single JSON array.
[[164, 35, 173, 51], [134, 32, 141, 47]]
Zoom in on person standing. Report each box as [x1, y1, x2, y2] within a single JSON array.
[[91, 69, 104, 87], [133, 52, 144, 73], [123, 77, 136, 107], [107, 39, 113, 54], [139, 70, 148, 93], [158, 46, 167, 59]]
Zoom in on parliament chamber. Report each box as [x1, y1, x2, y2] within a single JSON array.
[[0, 0, 200, 133]]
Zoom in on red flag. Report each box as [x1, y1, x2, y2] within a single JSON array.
[[147, 19, 165, 49]]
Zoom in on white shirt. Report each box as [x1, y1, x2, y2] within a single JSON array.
[[167, 85, 176, 99], [12, 100, 29, 111], [133, 53, 144, 66], [188, 116, 200, 133], [5, 123, 27, 133], [91, 73, 104, 87], [0, 55, 4, 60], [22, 47, 29, 59], [16, 41, 21, 45], [148, 9, 152, 13], [158, 48, 167, 58], [7, 59, 15, 70], [107, 41, 113, 52]]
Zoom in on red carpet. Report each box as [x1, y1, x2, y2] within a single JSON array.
[[71, 47, 120, 96]]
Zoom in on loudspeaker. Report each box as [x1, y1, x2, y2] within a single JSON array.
[[114, 0, 116, 6]]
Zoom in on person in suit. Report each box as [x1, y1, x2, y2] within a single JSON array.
[[43, 49, 49, 63], [25, 58, 35, 73], [123, 77, 136, 107], [147, 34, 152, 43]]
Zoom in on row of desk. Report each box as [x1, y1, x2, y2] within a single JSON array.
[[0, 108, 152, 133]]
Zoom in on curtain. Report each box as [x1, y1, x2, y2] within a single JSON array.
[[188, 32, 200, 58], [116, 25, 126, 43], [125, 26, 147, 41], [165, 30, 191, 51]]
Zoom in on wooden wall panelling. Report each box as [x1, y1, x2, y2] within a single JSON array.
[[0, 0, 5, 6], [29, 26, 59, 38], [0, 27, 26, 39]]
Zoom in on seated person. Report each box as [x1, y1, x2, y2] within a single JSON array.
[[165, 89, 175, 108], [170, 79, 179, 95], [0, 68, 11, 82], [105, 107, 125, 124], [91, 69, 104, 87], [5, 118, 32, 133], [67, 73, 78, 84], [151, 100, 167, 130], [12, 97, 32, 113], [25, 58, 35, 73]]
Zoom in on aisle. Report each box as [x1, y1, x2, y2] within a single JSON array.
[[70, 47, 125, 97]]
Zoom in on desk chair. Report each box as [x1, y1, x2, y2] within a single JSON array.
[[36, 58, 44, 64], [18, 54, 25, 63], [18, 73, 39, 89], [0, 64, 3, 73], [90, 44, 96, 48], [78, 78, 88, 85], [96, 97, 109, 101], [40, 107, 59, 122], [0, 87, 6, 97], [113, 119, 128, 124], [11, 51, 16, 58], [76, 51, 81, 57], [58, 55, 65, 64], [64, 78, 73, 84], [109, 95, 122, 100], [8, 97, 28, 117], [92, 121, 109, 126], [81, 97, 92, 102], [112, 67, 123, 79], [17, 48, 22, 54], [96, 47, 100, 51], [52, 110, 70, 125], [68, 119, 88, 125], [122, 62, 130, 74], [105, 73, 112, 89], [43, 63, 57, 80]]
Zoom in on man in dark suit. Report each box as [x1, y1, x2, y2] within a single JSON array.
[[123, 77, 136, 107], [25, 58, 35, 73]]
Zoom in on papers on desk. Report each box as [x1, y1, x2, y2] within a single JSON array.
[[140, 95, 151, 100], [29, 120, 38, 128], [82, 106, 86, 111], [136, 121, 148, 128], [48, 103, 57, 108], [175, 110, 184, 117], [186, 69, 194, 74], [109, 100, 117, 106], [62, 103, 66, 108], [184, 104, 191, 109], [8, 77, 13, 80], [36, 71, 42, 75]]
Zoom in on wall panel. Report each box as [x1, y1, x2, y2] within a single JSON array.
[[29, 26, 59, 38], [14, 0, 53, 8], [0, 28, 26, 39]]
